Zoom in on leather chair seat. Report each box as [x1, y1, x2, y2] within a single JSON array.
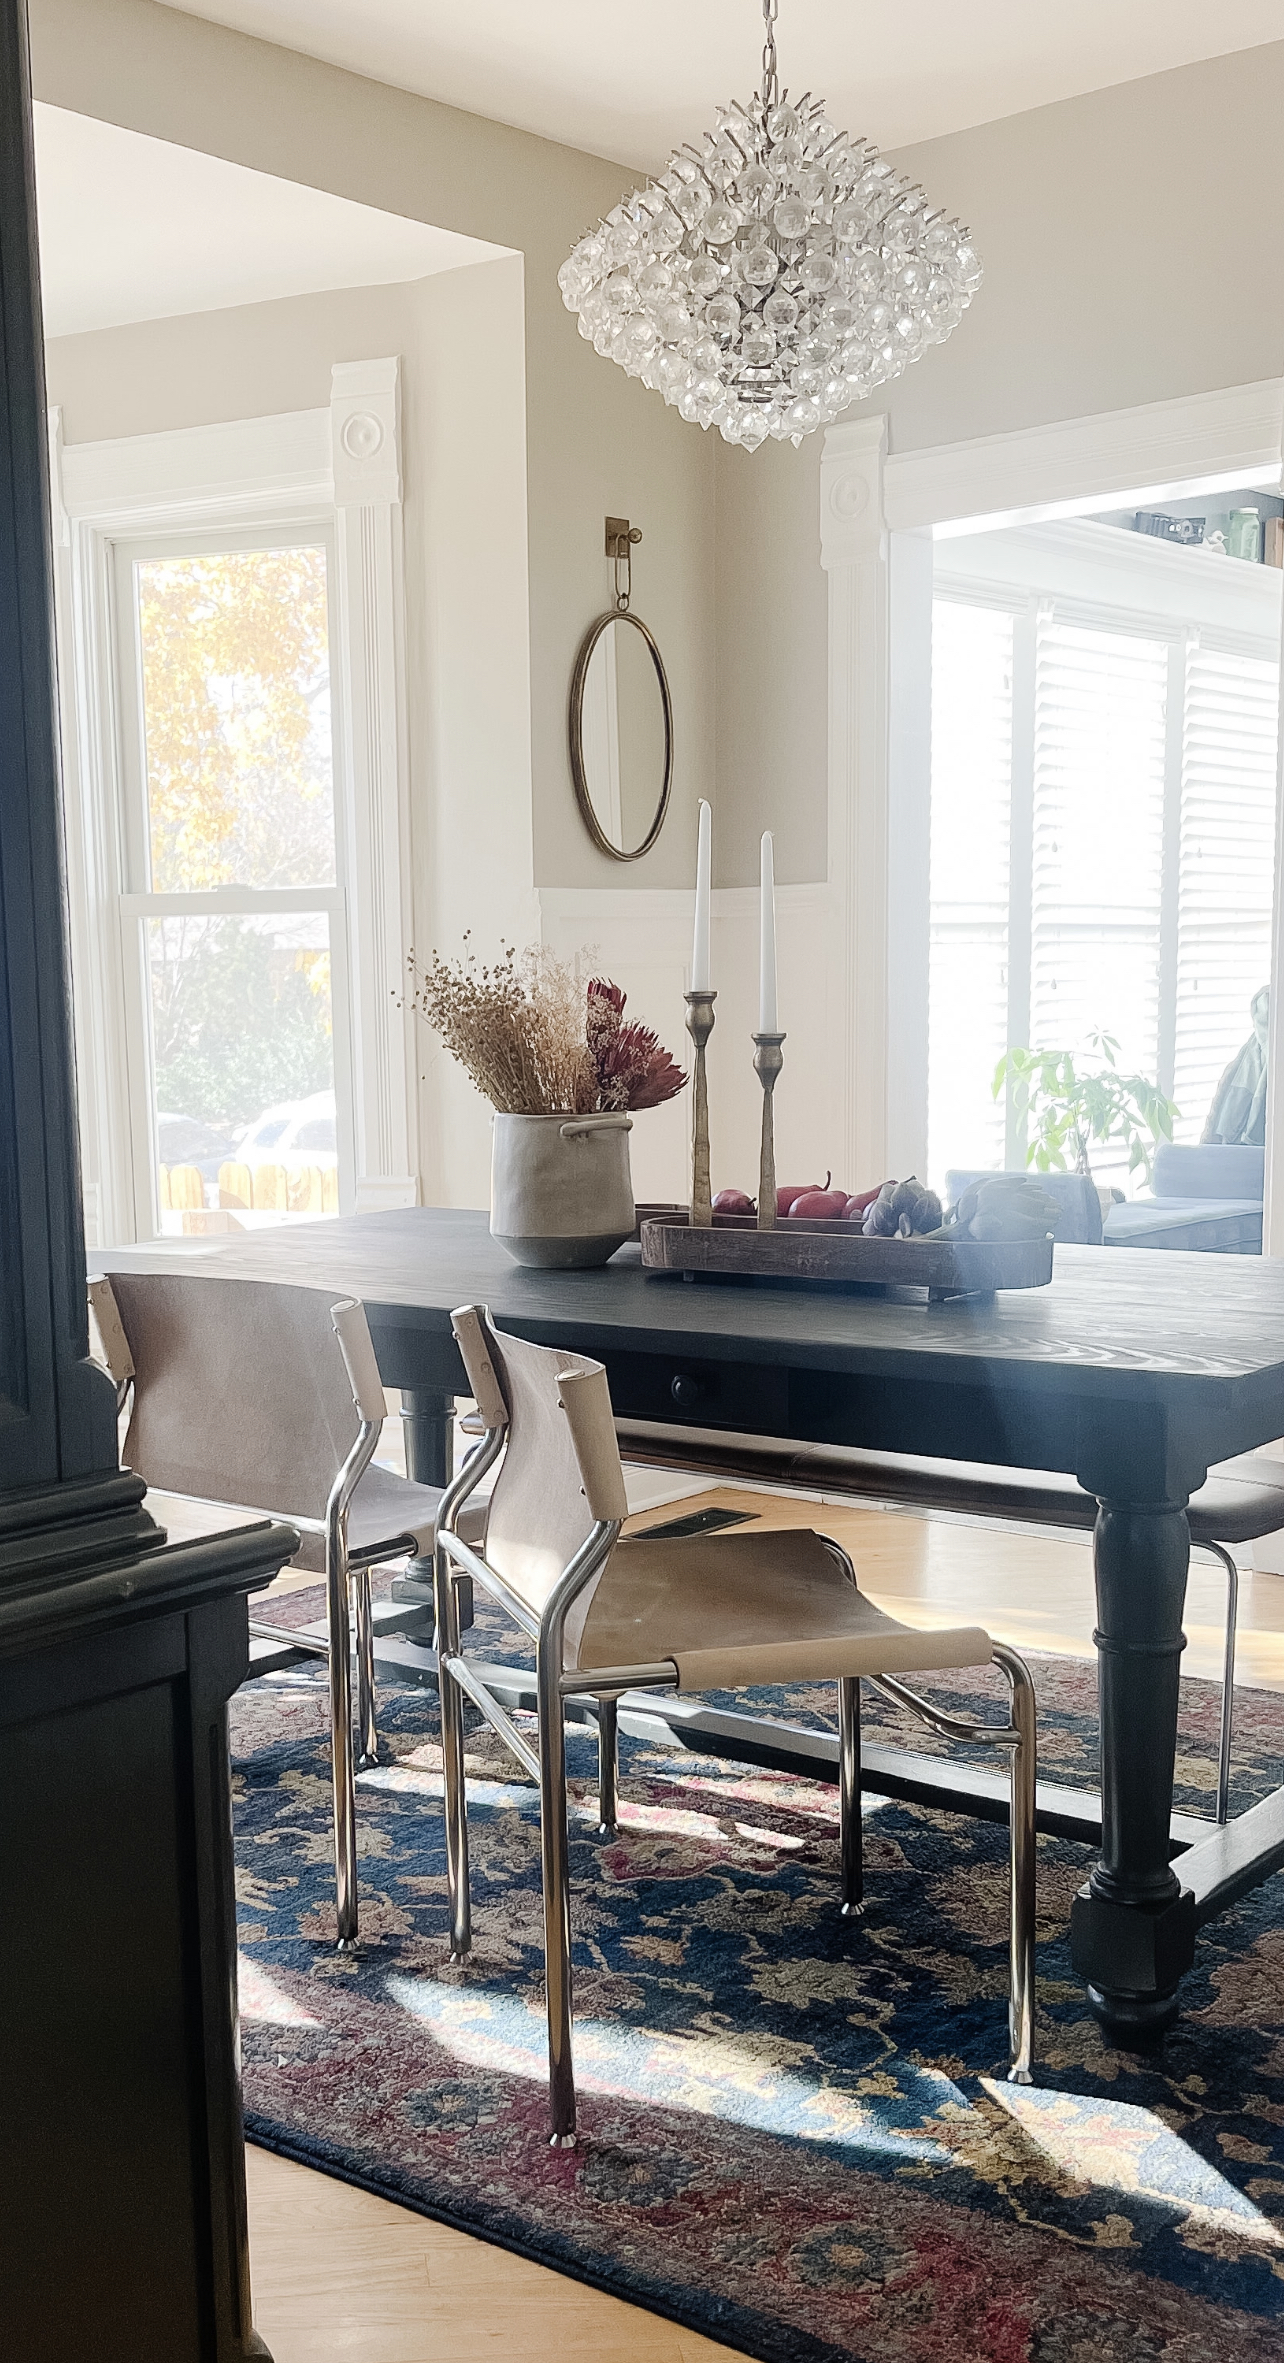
[[577, 1522, 993, 1690]]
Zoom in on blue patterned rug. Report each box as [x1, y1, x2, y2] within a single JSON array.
[[233, 1616, 1284, 2363]]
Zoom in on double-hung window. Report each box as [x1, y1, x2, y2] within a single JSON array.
[[112, 526, 354, 1234]]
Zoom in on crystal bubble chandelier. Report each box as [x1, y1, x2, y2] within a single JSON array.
[[558, 0, 981, 450]]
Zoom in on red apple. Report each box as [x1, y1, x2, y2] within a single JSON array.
[[712, 1187, 754, 1214], [777, 1172, 830, 1215], [843, 1186, 881, 1220], [789, 1188, 849, 1220]]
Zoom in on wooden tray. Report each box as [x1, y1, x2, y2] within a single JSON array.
[[638, 1210, 1054, 1299]]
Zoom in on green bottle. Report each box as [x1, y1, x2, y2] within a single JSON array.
[[1228, 507, 1262, 563]]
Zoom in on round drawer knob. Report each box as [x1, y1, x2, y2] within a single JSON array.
[[670, 1373, 704, 1410]]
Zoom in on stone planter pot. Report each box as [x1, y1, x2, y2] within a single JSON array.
[[490, 1111, 635, 1268]]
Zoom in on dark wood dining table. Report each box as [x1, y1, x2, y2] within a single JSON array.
[[98, 1205, 1284, 2042]]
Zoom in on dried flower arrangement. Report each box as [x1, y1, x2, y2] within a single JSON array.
[[408, 942, 686, 1116]]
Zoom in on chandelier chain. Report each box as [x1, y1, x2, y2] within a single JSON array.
[[761, 0, 779, 110]]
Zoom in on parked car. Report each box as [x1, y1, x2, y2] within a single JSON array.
[[235, 1090, 338, 1174], [156, 1112, 238, 1185]]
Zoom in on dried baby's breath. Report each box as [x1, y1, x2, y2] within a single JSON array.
[[407, 940, 596, 1114]]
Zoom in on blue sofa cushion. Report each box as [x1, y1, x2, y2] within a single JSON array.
[[1150, 1141, 1265, 1201], [1103, 1199, 1263, 1253]]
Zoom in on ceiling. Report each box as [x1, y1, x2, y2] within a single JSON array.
[[34, 104, 506, 339], [159, 0, 1284, 168]]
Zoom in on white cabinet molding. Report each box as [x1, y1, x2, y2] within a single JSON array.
[[820, 413, 889, 1188], [330, 359, 417, 1209]]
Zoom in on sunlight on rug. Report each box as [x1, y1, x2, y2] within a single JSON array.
[[232, 1648, 1284, 2363]]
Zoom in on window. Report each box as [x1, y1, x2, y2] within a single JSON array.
[[926, 536, 1281, 1189], [114, 531, 353, 1233], [927, 601, 1013, 1182]]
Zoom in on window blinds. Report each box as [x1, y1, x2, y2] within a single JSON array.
[[1030, 615, 1169, 1084], [1174, 645, 1279, 1139], [927, 584, 1280, 1187], [927, 599, 1013, 1181]]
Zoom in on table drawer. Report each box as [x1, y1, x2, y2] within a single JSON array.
[[600, 1348, 790, 1434]]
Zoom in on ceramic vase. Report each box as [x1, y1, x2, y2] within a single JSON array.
[[490, 1111, 635, 1268]]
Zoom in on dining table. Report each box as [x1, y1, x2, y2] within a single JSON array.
[[96, 1204, 1284, 2042]]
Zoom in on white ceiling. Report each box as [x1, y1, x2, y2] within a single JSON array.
[[34, 104, 506, 339], [159, 0, 1284, 168]]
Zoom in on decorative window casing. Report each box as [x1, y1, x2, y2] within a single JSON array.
[[51, 362, 416, 1246]]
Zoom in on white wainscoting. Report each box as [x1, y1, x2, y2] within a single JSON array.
[[536, 880, 857, 1209]]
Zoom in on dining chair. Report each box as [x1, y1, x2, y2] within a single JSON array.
[[436, 1304, 1039, 2146], [89, 1271, 482, 1947]]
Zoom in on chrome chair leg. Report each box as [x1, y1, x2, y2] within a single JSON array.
[[596, 1696, 619, 1838], [1204, 1541, 1239, 1827], [434, 1543, 472, 1958], [325, 1530, 359, 1950], [994, 1643, 1036, 2084], [537, 1634, 577, 2147], [837, 1676, 863, 1916], [354, 1566, 378, 1770]]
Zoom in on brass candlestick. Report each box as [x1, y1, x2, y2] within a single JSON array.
[[753, 1031, 786, 1229], [684, 989, 717, 1227]]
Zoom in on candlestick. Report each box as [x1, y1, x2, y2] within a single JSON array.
[[753, 1030, 785, 1230], [684, 990, 716, 1226], [759, 831, 778, 1034], [692, 799, 711, 995]]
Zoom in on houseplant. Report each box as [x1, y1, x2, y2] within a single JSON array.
[[408, 943, 685, 1266], [993, 1032, 1178, 1189]]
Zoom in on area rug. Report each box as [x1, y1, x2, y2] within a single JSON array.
[[232, 1615, 1284, 2363]]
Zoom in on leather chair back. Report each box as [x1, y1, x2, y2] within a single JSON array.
[[102, 1271, 359, 1525]]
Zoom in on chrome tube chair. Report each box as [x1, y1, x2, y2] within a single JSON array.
[[436, 1305, 1039, 2147], [91, 1271, 482, 1947]]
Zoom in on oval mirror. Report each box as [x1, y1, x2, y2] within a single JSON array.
[[569, 610, 673, 862]]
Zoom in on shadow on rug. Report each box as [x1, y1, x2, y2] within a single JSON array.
[[232, 1639, 1284, 2363]]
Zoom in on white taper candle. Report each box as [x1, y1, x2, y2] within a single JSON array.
[[692, 799, 711, 993], [759, 830, 778, 1033]]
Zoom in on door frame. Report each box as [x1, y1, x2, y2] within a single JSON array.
[[821, 375, 1284, 1237]]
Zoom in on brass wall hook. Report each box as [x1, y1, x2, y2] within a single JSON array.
[[605, 515, 642, 610]]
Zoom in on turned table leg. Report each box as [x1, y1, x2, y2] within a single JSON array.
[[1071, 1497, 1197, 2038], [399, 1387, 472, 1629]]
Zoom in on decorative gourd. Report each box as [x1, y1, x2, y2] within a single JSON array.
[[862, 1177, 943, 1239]]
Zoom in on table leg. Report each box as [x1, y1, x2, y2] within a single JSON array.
[[398, 1388, 472, 1629], [401, 1389, 456, 1486], [1070, 1498, 1196, 2038]]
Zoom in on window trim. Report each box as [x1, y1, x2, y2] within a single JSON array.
[[51, 366, 417, 1247]]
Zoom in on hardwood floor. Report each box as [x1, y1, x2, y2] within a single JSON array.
[[242, 1478, 1284, 2355], [247, 2145, 738, 2362]]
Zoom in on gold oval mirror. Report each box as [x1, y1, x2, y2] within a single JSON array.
[[569, 609, 674, 863]]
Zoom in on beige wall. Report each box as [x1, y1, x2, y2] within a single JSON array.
[[716, 38, 1284, 883], [31, 0, 717, 899]]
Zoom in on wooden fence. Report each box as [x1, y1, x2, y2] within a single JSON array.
[[158, 1162, 339, 1222]]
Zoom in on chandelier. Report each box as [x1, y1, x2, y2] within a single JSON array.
[[558, 0, 981, 450]]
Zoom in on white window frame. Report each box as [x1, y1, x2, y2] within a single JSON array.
[[51, 361, 417, 1246], [818, 375, 1284, 1239]]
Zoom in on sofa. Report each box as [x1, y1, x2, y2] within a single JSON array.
[[945, 1143, 1264, 1255], [1100, 1142, 1264, 1253]]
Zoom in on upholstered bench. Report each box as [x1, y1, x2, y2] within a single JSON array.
[[616, 1420, 1284, 1824]]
